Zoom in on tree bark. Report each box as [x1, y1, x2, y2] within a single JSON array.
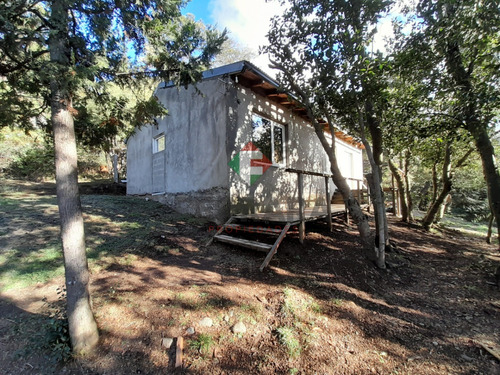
[[431, 161, 438, 207], [50, 0, 99, 354], [388, 157, 409, 221], [444, 38, 500, 248], [422, 143, 452, 230], [365, 100, 389, 258], [404, 151, 414, 221], [112, 153, 119, 183], [360, 105, 386, 269], [309, 113, 374, 259], [487, 213, 494, 245]]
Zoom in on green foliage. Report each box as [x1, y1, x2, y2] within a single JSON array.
[[30, 289, 72, 364], [189, 333, 214, 356], [41, 291, 72, 363], [6, 143, 55, 181], [277, 327, 301, 358], [5, 141, 105, 181], [0, 0, 227, 139]]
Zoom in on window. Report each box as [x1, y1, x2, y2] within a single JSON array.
[[251, 114, 286, 166], [153, 134, 165, 153]]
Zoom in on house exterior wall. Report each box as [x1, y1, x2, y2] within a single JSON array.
[[126, 78, 234, 222], [126, 75, 364, 222], [229, 85, 363, 214]]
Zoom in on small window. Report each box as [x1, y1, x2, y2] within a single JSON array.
[[251, 114, 286, 166], [153, 134, 165, 153]]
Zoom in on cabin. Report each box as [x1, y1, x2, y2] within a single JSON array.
[[126, 61, 367, 269]]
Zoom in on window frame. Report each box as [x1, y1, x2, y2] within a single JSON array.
[[251, 112, 287, 167], [152, 134, 165, 154]]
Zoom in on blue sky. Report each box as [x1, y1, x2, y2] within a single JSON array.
[[183, 0, 214, 24], [180, 0, 288, 71], [180, 0, 407, 72]]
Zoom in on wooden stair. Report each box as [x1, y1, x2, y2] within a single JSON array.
[[212, 217, 292, 271]]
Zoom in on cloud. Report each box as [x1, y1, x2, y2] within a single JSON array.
[[209, 0, 285, 73]]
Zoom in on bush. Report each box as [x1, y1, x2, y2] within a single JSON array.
[[6, 144, 55, 181], [6, 142, 108, 181], [452, 188, 490, 222]]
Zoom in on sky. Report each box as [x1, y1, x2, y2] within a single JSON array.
[[182, 0, 409, 74], [182, 0, 286, 73]]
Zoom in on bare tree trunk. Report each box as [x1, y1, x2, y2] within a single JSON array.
[[435, 193, 451, 223], [388, 157, 409, 222], [112, 153, 119, 183], [470, 126, 500, 248], [487, 213, 494, 244], [423, 143, 452, 230], [50, 0, 99, 355], [431, 161, 439, 207], [312, 122, 372, 251], [445, 39, 500, 249], [360, 104, 386, 269], [404, 151, 414, 221]]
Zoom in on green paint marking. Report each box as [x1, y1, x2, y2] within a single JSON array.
[[228, 153, 240, 174]]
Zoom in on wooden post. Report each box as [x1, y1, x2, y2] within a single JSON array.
[[325, 176, 332, 232], [356, 179, 361, 203], [298, 172, 305, 244], [367, 181, 371, 213], [175, 336, 184, 368]]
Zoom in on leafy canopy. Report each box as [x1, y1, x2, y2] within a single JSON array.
[[0, 0, 226, 133]]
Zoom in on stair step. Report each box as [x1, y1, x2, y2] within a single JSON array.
[[214, 234, 273, 252], [224, 224, 283, 235]]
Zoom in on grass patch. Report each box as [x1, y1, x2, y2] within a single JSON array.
[[0, 179, 206, 291], [189, 333, 214, 356], [0, 245, 64, 291], [277, 327, 301, 358]]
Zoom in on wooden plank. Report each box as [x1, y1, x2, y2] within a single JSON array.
[[260, 223, 292, 271], [298, 172, 305, 244], [478, 341, 500, 362], [286, 168, 333, 178], [325, 176, 332, 232], [224, 224, 283, 235], [214, 234, 272, 252], [175, 336, 184, 368], [205, 217, 235, 247]]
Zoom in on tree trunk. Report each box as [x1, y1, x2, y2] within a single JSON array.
[[310, 117, 374, 259], [487, 213, 494, 244], [358, 100, 389, 268], [112, 153, 119, 183], [50, 0, 99, 355], [388, 157, 409, 221], [435, 193, 451, 223], [422, 143, 452, 230], [404, 151, 414, 221], [471, 127, 500, 247], [431, 161, 438, 207], [444, 39, 500, 248]]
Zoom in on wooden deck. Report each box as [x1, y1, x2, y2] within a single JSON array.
[[234, 204, 346, 224]]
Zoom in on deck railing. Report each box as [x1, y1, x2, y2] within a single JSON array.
[[285, 168, 369, 242]]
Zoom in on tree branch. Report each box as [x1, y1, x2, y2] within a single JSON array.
[[454, 147, 474, 169]]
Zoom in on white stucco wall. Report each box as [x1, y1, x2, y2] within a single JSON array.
[[126, 75, 364, 219], [229, 85, 364, 214], [127, 79, 231, 195]]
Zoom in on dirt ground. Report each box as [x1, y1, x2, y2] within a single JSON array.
[[1, 183, 500, 374]]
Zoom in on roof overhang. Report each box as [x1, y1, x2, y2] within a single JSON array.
[[161, 60, 363, 149]]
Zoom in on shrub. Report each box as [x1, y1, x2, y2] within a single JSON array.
[[6, 144, 55, 181]]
